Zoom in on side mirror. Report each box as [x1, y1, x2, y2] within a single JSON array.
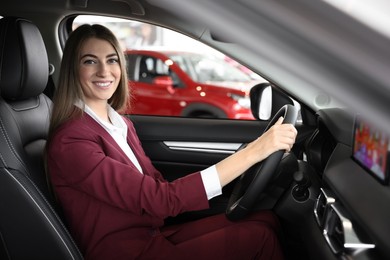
[[153, 75, 174, 86], [153, 75, 176, 94], [250, 83, 294, 120]]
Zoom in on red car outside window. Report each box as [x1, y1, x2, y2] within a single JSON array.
[[125, 49, 266, 119]]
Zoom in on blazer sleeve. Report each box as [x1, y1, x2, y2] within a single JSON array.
[[47, 119, 210, 219]]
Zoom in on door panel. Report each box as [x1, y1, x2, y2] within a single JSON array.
[[129, 114, 313, 223], [129, 115, 312, 180]]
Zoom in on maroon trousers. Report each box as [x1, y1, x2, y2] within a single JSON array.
[[139, 210, 285, 260]]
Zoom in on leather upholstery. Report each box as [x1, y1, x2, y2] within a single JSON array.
[[0, 17, 49, 100], [0, 17, 83, 260]]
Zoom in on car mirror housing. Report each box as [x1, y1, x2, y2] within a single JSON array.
[[250, 83, 294, 120]]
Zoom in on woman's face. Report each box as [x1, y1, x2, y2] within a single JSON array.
[[78, 37, 121, 108]]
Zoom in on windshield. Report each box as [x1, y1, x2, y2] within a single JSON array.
[[169, 53, 255, 83]]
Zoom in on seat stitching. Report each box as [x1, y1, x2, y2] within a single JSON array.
[[0, 151, 6, 166], [0, 115, 29, 174], [4, 167, 82, 259]]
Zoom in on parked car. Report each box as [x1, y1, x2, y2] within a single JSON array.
[[0, 1, 390, 260], [125, 49, 264, 119]]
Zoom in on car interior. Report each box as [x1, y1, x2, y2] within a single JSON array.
[[0, 1, 390, 260]]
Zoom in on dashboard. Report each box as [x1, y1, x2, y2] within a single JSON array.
[[304, 108, 390, 259]]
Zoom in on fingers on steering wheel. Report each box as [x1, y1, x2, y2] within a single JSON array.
[[276, 116, 284, 125]]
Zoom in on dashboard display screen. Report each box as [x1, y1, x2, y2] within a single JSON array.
[[353, 116, 390, 184]]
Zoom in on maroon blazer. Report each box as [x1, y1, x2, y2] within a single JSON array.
[[47, 113, 209, 259]]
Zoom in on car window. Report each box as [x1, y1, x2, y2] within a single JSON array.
[[72, 15, 279, 121]]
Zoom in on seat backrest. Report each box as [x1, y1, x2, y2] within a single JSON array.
[[0, 17, 83, 260]]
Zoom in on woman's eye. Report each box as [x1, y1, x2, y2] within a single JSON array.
[[108, 58, 119, 64], [83, 59, 96, 65]]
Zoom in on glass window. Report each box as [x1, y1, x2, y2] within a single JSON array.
[[73, 15, 270, 120]]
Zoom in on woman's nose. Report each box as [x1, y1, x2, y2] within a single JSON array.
[[97, 63, 108, 76]]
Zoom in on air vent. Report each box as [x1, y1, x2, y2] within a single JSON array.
[[323, 203, 375, 255], [323, 204, 344, 254], [314, 188, 335, 227]]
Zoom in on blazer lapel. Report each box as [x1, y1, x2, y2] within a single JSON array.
[[82, 114, 142, 172]]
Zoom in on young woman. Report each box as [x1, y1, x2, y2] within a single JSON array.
[[46, 24, 297, 260]]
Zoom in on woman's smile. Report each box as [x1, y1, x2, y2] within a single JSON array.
[[78, 37, 121, 108], [93, 80, 113, 89]]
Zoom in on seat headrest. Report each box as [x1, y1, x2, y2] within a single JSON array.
[[0, 17, 49, 100]]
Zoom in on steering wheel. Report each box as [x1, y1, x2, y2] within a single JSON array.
[[226, 104, 298, 221]]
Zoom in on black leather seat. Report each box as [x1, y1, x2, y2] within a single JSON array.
[[0, 17, 83, 260]]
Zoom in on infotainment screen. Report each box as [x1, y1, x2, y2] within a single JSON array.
[[352, 116, 390, 184]]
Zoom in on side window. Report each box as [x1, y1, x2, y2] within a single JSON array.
[[138, 56, 156, 83], [137, 55, 170, 82], [73, 15, 268, 120]]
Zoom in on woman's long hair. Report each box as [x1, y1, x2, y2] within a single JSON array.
[[48, 24, 129, 139]]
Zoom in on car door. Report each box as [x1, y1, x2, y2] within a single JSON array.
[[127, 54, 179, 116], [128, 112, 313, 223], [129, 113, 312, 184], [72, 14, 315, 221]]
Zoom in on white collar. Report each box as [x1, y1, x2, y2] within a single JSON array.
[[76, 101, 128, 139]]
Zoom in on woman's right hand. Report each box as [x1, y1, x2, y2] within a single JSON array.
[[215, 117, 297, 187], [245, 117, 297, 165]]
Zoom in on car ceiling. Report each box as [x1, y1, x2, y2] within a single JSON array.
[[2, 0, 390, 131]]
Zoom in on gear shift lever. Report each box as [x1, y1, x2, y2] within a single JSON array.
[[292, 163, 311, 202]]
